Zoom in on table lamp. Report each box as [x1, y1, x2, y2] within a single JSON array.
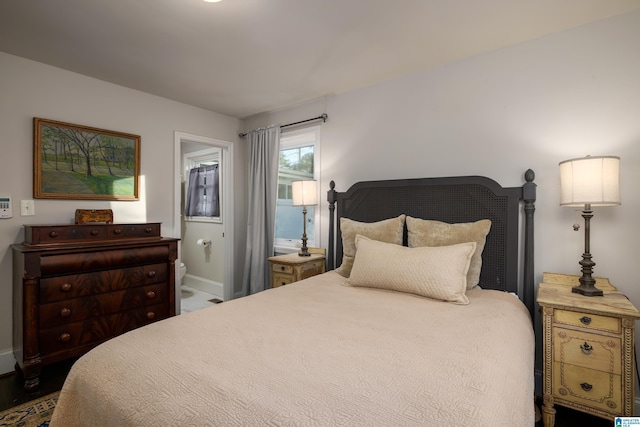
[[292, 179, 318, 256], [559, 155, 620, 296]]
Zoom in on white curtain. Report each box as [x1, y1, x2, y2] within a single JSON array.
[[241, 126, 280, 296]]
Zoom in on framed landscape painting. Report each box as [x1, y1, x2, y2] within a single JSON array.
[[33, 118, 140, 200]]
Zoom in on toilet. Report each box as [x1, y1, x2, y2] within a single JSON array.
[[179, 262, 187, 283]]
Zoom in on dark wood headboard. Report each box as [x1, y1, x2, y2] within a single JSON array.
[[327, 170, 537, 317]]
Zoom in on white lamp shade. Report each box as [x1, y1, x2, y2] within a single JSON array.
[[559, 156, 620, 207], [292, 180, 318, 206]]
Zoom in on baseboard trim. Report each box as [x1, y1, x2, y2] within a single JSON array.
[[0, 348, 15, 376], [183, 274, 223, 300]]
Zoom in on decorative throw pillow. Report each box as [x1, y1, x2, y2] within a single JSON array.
[[345, 235, 476, 304], [335, 214, 406, 278], [406, 217, 491, 289]]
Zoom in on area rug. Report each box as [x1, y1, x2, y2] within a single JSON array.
[[0, 391, 58, 427]]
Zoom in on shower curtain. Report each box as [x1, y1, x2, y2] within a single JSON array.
[[185, 164, 219, 217]]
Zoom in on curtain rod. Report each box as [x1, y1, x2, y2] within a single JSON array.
[[239, 113, 328, 138]]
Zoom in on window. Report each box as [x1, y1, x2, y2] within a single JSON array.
[[274, 126, 320, 253], [183, 147, 222, 223]]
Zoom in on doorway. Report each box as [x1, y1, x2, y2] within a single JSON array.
[[174, 132, 234, 313]]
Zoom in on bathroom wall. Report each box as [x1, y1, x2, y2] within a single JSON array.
[[180, 142, 225, 299]]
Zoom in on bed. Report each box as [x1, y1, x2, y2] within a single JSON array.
[[51, 170, 537, 427]]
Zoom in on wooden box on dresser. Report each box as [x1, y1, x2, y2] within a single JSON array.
[[537, 272, 640, 427], [12, 223, 179, 392]]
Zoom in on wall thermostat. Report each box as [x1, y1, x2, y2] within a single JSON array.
[[0, 196, 12, 218]]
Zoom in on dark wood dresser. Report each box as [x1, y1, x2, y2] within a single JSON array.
[[12, 223, 178, 392]]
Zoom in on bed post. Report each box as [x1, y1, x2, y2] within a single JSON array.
[[522, 169, 537, 319], [327, 180, 337, 270]]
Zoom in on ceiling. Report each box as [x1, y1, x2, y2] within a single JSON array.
[[1, 1, 639, 119]]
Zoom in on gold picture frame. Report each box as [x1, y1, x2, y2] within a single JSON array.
[[34, 118, 140, 200]]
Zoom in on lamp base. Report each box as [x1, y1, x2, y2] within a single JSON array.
[[297, 249, 311, 257], [571, 282, 603, 297]]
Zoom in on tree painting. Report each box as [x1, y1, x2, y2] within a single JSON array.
[[34, 118, 140, 200]]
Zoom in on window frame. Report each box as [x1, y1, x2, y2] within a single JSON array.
[[274, 126, 320, 254]]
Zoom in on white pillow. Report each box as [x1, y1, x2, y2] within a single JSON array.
[[345, 235, 476, 304]]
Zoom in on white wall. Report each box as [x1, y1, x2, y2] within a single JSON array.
[[0, 52, 244, 374], [245, 9, 640, 393]]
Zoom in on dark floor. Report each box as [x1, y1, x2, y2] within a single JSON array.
[[0, 359, 74, 412], [534, 398, 613, 426], [0, 363, 618, 425]]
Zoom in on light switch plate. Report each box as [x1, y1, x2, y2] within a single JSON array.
[[20, 200, 35, 216]]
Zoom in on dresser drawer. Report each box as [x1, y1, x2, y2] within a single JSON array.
[[39, 284, 168, 328], [39, 263, 168, 303], [272, 272, 294, 288], [40, 245, 170, 275], [553, 361, 622, 412], [553, 327, 621, 374], [555, 309, 620, 334], [106, 223, 160, 239], [24, 223, 162, 245], [25, 225, 107, 244], [39, 303, 168, 357]]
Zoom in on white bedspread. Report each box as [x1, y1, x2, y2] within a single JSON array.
[[51, 270, 534, 426]]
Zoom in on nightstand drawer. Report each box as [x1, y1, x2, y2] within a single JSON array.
[[553, 327, 621, 374], [555, 309, 620, 334], [272, 273, 294, 288], [552, 361, 622, 413], [272, 263, 294, 274]]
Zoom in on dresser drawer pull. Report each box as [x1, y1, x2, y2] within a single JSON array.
[[147, 271, 157, 278], [60, 308, 71, 318], [280, 266, 286, 271], [579, 316, 592, 325], [146, 312, 155, 320], [146, 291, 156, 299], [49, 231, 58, 238], [580, 382, 593, 392], [90, 230, 99, 236], [145, 227, 152, 233], [60, 283, 72, 292], [580, 342, 593, 355], [113, 228, 123, 234], [280, 282, 287, 287], [58, 333, 71, 343]]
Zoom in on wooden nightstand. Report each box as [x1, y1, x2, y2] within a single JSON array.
[[537, 272, 640, 426], [268, 248, 326, 288]]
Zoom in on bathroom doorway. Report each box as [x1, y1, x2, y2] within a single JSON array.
[[174, 132, 234, 313]]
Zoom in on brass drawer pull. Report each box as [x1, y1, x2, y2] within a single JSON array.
[[146, 312, 155, 320], [580, 342, 593, 355], [579, 316, 592, 325], [113, 228, 122, 234], [147, 271, 156, 278], [60, 308, 71, 317], [60, 283, 72, 292], [49, 231, 58, 238], [90, 230, 99, 236], [58, 333, 71, 343], [146, 291, 156, 299], [580, 382, 593, 392], [145, 227, 152, 233]]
